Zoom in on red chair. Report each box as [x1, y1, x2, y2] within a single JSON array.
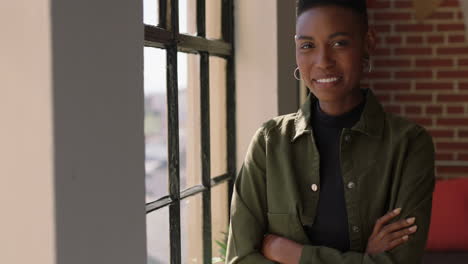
[[423, 178, 468, 263]]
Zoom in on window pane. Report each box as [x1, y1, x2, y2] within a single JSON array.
[[179, 0, 197, 35], [209, 56, 227, 177], [211, 182, 229, 262], [144, 47, 168, 203], [178, 52, 202, 191], [143, 0, 158, 26], [147, 207, 170, 264], [181, 194, 203, 263], [206, 0, 222, 39]]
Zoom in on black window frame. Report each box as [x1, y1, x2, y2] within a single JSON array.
[[144, 1, 236, 263]]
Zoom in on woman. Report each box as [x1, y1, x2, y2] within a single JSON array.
[[226, 0, 435, 263]]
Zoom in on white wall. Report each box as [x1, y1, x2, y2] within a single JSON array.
[[0, 1, 56, 263], [235, 1, 298, 168], [1, 0, 146, 263], [51, 0, 146, 263], [235, 1, 279, 167]]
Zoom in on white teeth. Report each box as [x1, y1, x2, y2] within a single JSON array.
[[316, 77, 339, 83]]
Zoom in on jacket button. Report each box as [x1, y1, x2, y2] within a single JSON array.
[[347, 182, 355, 189], [311, 184, 318, 192], [344, 134, 351, 142], [352, 226, 360, 233]]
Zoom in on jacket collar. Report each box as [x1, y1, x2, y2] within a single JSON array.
[[291, 89, 385, 142]]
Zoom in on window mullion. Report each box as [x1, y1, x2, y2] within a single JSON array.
[[167, 0, 179, 33], [226, 56, 236, 217], [169, 203, 181, 264], [221, 0, 233, 43], [223, 0, 236, 215], [197, 0, 206, 38], [202, 191, 212, 264], [200, 52, 212, 264], [167, 45, 181, 264], [158, 0, 167, 28], [167, 1, 181, 264]]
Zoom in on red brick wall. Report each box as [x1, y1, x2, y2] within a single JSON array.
[[364, 0, 468, 179]]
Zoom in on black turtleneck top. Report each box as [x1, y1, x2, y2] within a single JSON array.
[[304, 97, 366, 252]]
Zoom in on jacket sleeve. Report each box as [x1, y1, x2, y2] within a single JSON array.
[[299, 127, 435, 264], [226, 126, 276, 264]]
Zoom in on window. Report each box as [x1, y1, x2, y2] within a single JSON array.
[[143, 0, 235, 263]]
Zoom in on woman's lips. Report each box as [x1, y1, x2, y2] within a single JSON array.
[[313, 76, 342, 88]]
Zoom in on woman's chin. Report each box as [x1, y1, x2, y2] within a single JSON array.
[[308, 82, 360, 103], [310, 88, 348, 102]]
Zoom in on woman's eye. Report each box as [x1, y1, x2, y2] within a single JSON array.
[[333, 40, 349, 47], [301, 43, 314, 49]]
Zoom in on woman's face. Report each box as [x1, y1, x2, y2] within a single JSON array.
[[295, 6, 373, 103]]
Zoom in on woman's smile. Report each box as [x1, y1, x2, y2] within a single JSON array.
[[313, 76, 343, 89], [314, 76, 341, 83]]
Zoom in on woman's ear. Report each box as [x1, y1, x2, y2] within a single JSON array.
[[364, 27, 377, 56]]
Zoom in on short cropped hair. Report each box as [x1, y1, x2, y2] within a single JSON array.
[[296, 0, 369, 29]]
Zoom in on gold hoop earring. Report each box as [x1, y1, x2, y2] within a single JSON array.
[[294, 67, 301, 80], [363, 59, 372, 73]]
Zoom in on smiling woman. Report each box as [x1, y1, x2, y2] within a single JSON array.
[[226, 0, 435, 264], [295, 2, 373, 115]]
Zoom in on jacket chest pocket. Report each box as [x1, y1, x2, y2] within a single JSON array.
[[267, 212, 292, 237]]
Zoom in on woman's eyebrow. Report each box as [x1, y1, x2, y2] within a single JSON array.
[[295, 35, 314, 40], [295, 32, 351, 40], [329, 32, 351, 39]]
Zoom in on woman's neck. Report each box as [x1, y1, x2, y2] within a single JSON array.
[[318, 89, 364, 116]]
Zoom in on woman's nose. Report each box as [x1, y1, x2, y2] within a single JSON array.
[[315, 49, 335, 70]]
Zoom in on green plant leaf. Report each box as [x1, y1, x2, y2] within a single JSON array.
[[216, 240, 227, 250], [213, 227, 229, 260]]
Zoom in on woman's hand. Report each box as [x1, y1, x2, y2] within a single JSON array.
[[366, 208, 418, 256], [262, 234, 303, 264]]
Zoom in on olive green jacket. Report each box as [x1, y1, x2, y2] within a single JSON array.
[[226, 89, 435, 264]]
